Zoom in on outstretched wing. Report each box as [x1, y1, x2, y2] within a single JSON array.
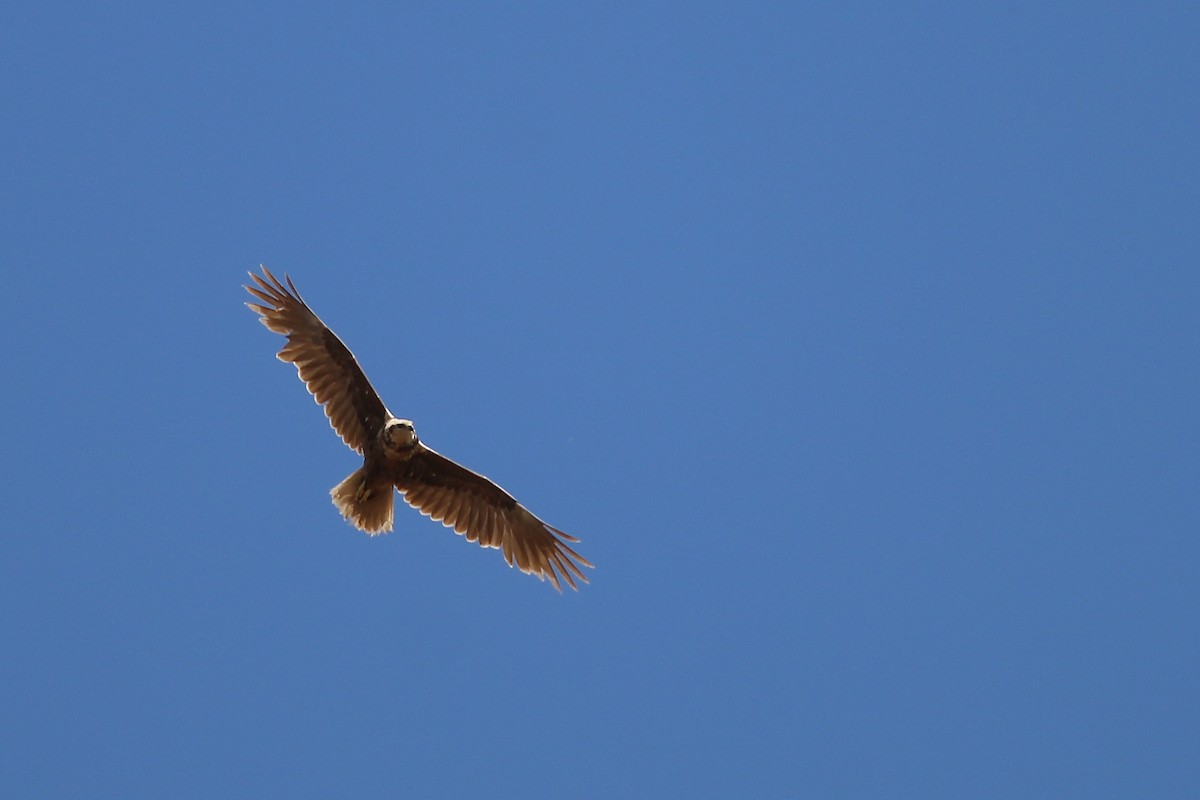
[[393, 444, 593, 591], [245, 266, 390, 453]]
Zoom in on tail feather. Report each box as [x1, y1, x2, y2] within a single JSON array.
[[330, 466, 395, 534]]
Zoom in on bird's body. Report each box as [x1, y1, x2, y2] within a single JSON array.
[[245, 266, 590, 590]]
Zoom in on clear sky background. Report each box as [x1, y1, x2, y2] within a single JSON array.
[[2, 3, 1197, 797]]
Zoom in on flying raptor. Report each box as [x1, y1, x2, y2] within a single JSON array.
[[245, 266, 591, 591]]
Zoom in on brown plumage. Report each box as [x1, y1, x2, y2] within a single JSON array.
[[245, 266, 591, 591]]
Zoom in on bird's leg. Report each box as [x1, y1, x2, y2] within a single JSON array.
[[355, 478, 372, 503]]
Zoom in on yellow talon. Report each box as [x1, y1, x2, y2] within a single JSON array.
[[355, 481, 371, 502]]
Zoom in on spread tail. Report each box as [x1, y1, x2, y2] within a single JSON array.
[[330, 466, 395, 534]]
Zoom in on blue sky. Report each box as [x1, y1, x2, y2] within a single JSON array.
[[2, 2, 1197, 797]]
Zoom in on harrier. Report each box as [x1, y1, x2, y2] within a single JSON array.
[[245, 266, 591, 590]]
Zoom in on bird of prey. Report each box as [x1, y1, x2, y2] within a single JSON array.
[[245, 266, 591, 591]]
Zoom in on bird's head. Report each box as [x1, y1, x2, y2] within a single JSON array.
[[383, 418, 418, 449]]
